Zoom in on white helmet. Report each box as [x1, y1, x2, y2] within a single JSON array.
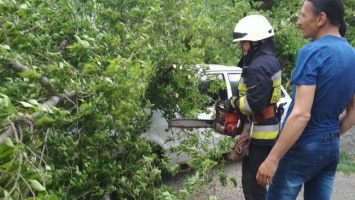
[[233, 15, 274, 42]]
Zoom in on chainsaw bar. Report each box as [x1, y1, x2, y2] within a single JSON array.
[[168, 119, 215, 128]]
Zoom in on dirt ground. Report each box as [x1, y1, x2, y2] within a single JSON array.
[[165, 126, 355, 200], [203, 126, 355, 200], [339, 126, 355, 155]]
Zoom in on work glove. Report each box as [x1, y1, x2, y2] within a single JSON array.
[[224, 96, 239, 113]]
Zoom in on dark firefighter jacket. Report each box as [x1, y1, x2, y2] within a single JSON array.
[[236, 37, 281, 145]]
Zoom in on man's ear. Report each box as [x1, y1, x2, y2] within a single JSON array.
[[317, 12, 327, 26]]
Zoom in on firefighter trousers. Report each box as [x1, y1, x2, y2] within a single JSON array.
[[242, 143, 273, 200]]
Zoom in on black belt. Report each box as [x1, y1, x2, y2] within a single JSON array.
[[322, 132, 340, 141]]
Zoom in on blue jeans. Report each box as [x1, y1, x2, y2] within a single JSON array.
[[267, 133, 340, 200]]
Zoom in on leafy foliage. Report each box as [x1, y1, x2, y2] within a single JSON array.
[[0, 0, 354, 199]]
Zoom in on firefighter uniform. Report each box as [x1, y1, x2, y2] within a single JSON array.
[[237, 39, 281, 199], [231, 15, 282, 200], [236, 40, 281, 145]]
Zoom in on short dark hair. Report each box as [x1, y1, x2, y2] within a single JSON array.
[[306, 0, 346, 37]]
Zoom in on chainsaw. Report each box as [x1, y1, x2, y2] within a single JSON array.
[[168, 101, 244, 138]]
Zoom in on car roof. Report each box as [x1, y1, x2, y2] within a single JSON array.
[[204, 64, 242, 73]]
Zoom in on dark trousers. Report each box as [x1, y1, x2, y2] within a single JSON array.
[[242, 144, 273, 200]]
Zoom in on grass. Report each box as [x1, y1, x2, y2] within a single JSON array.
[[337, 151, 355, 174]]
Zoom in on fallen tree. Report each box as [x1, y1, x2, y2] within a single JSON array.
[[0, 61, 76, 145], [0, 0, 353, 199]]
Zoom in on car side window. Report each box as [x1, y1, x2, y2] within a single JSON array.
[[199, 74, 227, 106], [227, 73, 241, 96]]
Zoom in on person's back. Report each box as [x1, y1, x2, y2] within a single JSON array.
[[287, 36, 355, 146]]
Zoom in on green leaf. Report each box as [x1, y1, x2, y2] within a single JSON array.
[[19, 3, 29, 9], [1, 160, 19, 172], [29, 180, 46, 192], [45, 165, 52, 171], [19, 101, 34, 108], [0, 147, 15, 160], [4, 138, 14, 147], [28, 99, 39, 105], [104, 77, 113, 84], [74, 35, 90, 47], [4, 190, 10, 199], [0, 94, 18, 114], [48, 194, 59, 200], [0, 44, 11, 50], [18, 70, 40, 79]]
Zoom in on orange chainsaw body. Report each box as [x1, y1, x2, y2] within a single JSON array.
[[215, 105, 242, 137]]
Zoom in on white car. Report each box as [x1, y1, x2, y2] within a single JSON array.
[[143, 64, 291, 165]]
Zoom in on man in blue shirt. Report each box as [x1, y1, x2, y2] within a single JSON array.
[[256, 0, 355, 199]]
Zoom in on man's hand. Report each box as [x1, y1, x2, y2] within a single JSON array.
[[256, 158, 278, 185], [224, 96, 239, 113]]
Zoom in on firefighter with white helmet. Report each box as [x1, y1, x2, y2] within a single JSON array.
[[233, 15, 275, 42], [227, 15, 282, 200]]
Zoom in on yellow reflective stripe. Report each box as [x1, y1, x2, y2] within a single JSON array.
[[244, 123, 279, 139], [239, 96, 254, 115], [238, 79, 247, 96], [249, 124, 279, 139], [251, 130, 279, 139], [270, 72, 281, 103], [273, 79, 281, 87], [239, 96, 248, 115], [270, 85, 281, 104]]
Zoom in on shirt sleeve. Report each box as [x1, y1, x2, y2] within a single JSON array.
[[292, 45, 321, 85]]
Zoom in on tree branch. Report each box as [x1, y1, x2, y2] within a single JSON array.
[[58, 40, 68, 54], [20, 25, 39, 34], [6, 60, 57, 95], [0, 90, 76, 145], [39, 77, 56, 96]]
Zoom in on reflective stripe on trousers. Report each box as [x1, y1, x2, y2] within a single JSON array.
[[244, 123, 279, 139]]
